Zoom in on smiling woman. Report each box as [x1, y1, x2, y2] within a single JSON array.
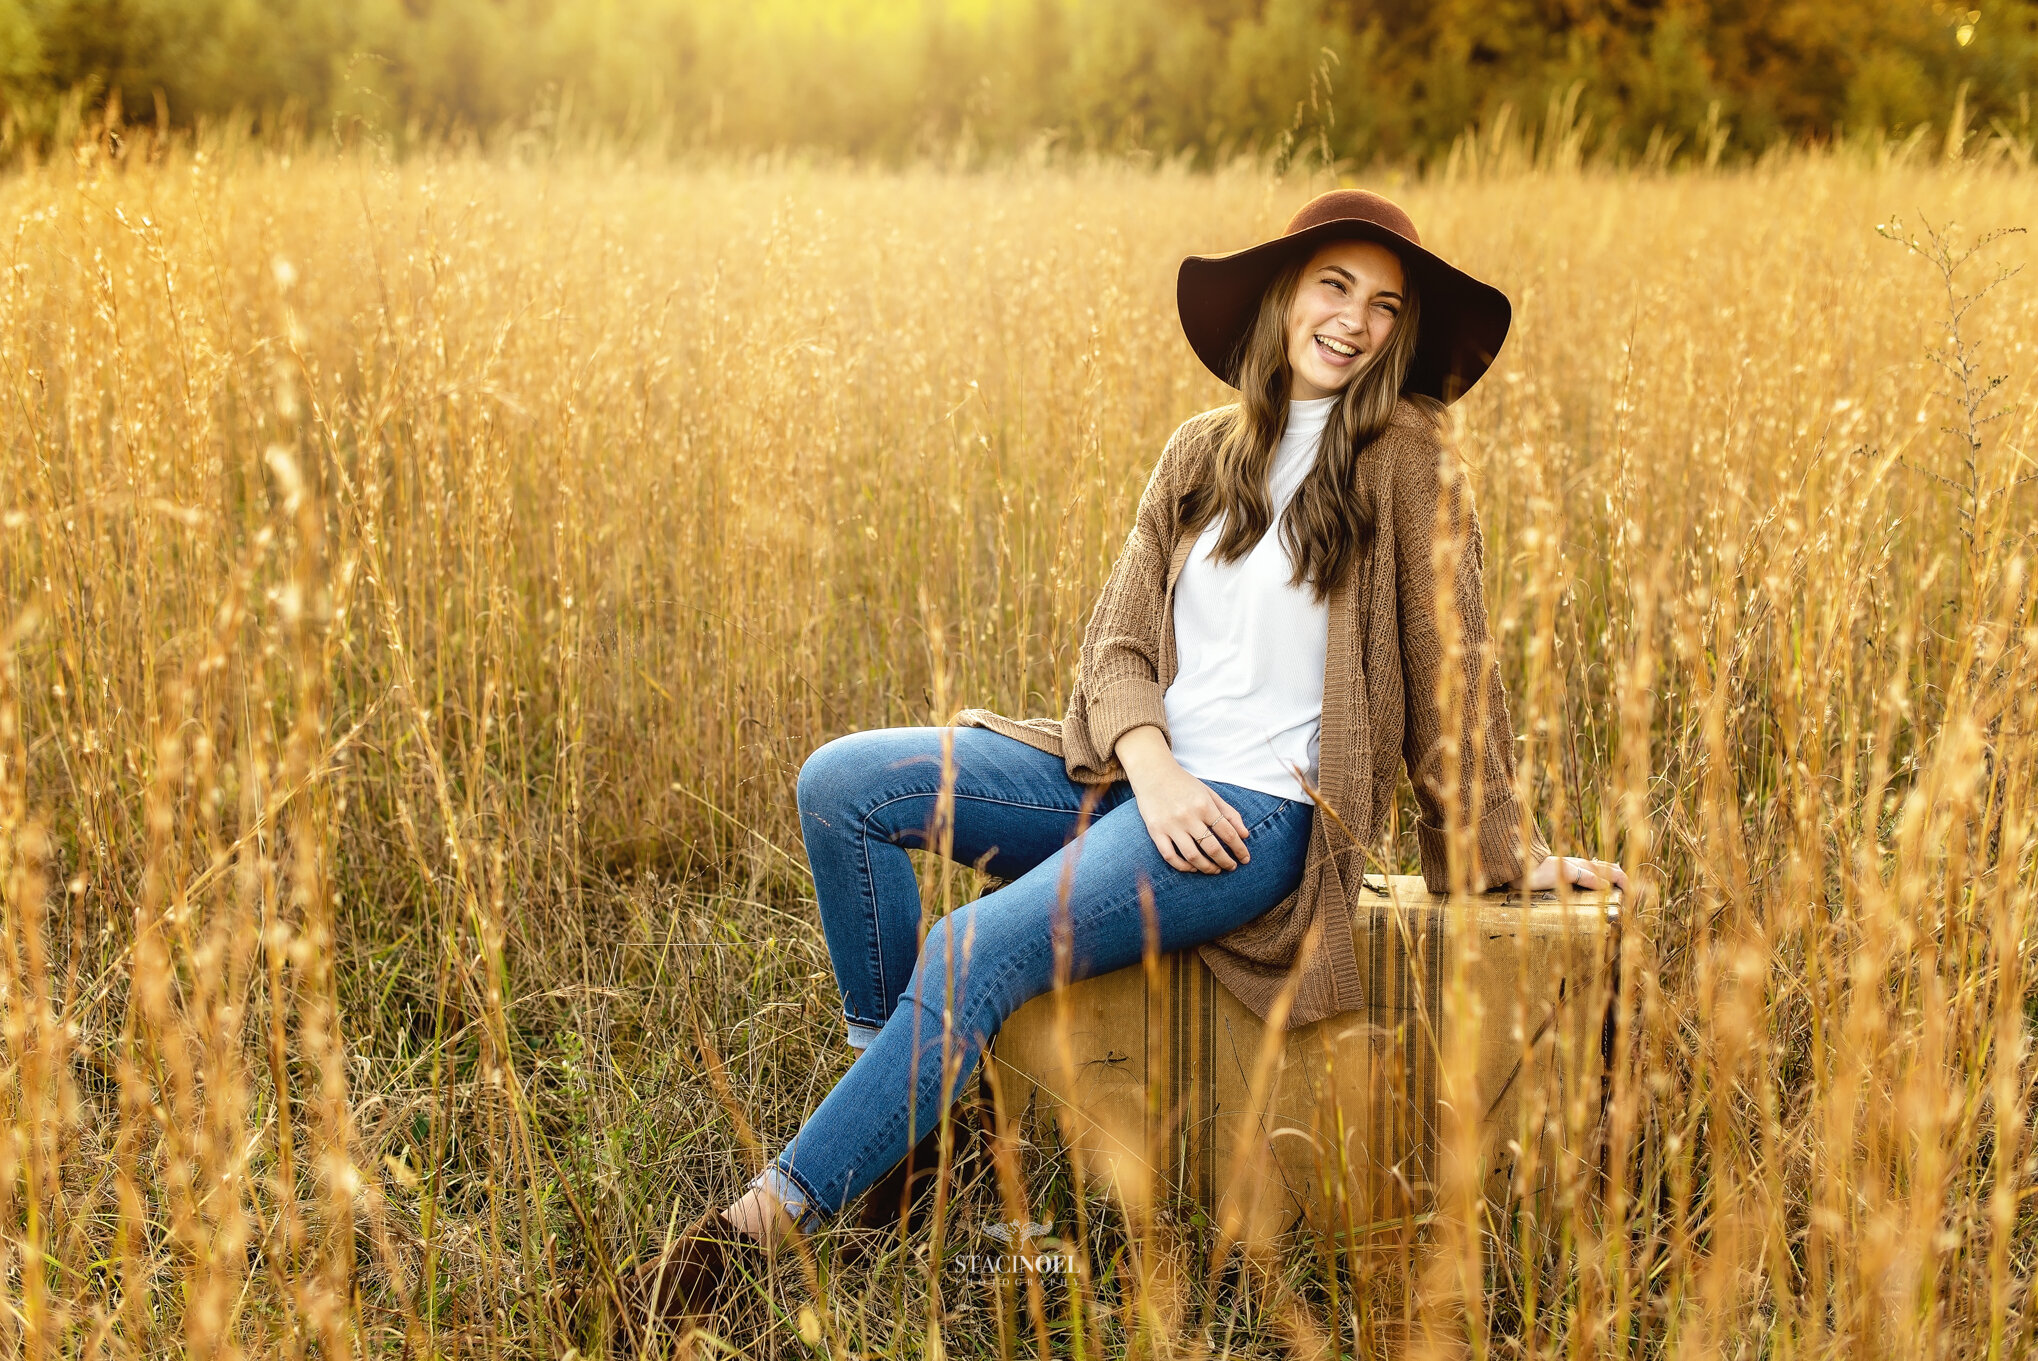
[[621, 187, 1629, 1335]]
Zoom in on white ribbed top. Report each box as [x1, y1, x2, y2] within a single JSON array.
[[1162, 396, 1335, 802]]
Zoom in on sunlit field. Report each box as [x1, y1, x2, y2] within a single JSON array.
[[1, 126, 2035, 1359]]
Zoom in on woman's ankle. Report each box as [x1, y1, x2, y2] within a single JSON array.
[[721, 1186, 790, 1247]]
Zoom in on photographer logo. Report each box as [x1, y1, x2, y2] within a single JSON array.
[[955, 1219, 1074, 1276]]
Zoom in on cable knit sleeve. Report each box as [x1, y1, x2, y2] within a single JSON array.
[[1059, 420, 1194, 782], [1391, 425, 1550, 893]]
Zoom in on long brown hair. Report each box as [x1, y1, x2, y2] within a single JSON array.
[[1176, 249, 1443, 604]]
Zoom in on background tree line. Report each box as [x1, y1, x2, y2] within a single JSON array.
[[2, 0, 2035, 165]]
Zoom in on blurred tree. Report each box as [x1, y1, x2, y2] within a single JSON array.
[[0, 1, 44, 92], [0, 0, 2031, 164]]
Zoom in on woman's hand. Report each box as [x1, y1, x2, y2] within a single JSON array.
[[1515, 854, 1628, 894], [1112, 725, 1251, 874]]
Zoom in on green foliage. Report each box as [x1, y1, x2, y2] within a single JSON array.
[[2, 0, 2035, 163]]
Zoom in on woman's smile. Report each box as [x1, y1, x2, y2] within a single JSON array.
[[1313, 332, 1360, 362]]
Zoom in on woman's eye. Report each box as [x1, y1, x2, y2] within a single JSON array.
[[1324, 278, 1346, 294]]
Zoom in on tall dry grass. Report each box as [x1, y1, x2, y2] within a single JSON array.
[[0, 126, 2034, 1359]]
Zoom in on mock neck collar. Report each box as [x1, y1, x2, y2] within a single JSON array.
[[1284, 395, 1337, 443]]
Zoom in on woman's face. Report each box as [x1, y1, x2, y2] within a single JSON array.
[[1284, 239, 1405, 401]]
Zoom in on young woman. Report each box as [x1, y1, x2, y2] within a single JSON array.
[[626, 188, 1628, 1327]]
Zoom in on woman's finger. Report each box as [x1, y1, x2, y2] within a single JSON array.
[[1167, 826, 1213, 873], [1206, 806, 1250, 867], [1576, 858, 1621, 890], [1177, 826, 1229, 873], [1587, 860, 1627, 891], [1202, 823, 1244, 870], [1152, 831, 1191, 874]]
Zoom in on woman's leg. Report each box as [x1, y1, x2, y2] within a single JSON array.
[[754, 778, 1317, 1233], [794, 726, 1136, 1050]]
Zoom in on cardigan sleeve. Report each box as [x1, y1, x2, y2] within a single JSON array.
[[1392, 430, 1550, 893], [1064, 421, 1191, 779]]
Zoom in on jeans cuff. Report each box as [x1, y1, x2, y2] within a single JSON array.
[[749, 1162, 827, 1235], [844, 1017, 884, 1050]]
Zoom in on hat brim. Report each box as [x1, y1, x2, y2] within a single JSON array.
[[1177, 218, 1511, 404]]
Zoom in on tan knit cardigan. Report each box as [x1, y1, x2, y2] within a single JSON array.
[[956, 396, 1551, 1028]]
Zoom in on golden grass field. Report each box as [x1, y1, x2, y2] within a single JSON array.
[[0, 127, 2034, 1359]]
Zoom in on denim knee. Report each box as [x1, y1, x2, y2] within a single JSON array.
[[796, 730, 889, 823]]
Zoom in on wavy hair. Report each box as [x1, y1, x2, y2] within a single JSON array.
[[1176, 249, 1444, 604]]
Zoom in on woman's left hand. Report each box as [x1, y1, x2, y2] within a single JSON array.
[[1516, 854, 1628, 894]]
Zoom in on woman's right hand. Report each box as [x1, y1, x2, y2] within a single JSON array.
[[1112, 725, 1252, 873]]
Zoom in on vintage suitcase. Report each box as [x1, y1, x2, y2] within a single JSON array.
[[983, 874, 1621, 1246]]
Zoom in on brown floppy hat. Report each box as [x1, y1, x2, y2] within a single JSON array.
[[1177, 189, 1511, 404]]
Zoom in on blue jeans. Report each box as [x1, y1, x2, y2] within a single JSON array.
[[752, 726, 1316, 1230]]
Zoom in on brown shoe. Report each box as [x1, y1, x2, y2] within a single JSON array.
[[853, 1099, 981, 1235], [616, 1211, 765, 1341]]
